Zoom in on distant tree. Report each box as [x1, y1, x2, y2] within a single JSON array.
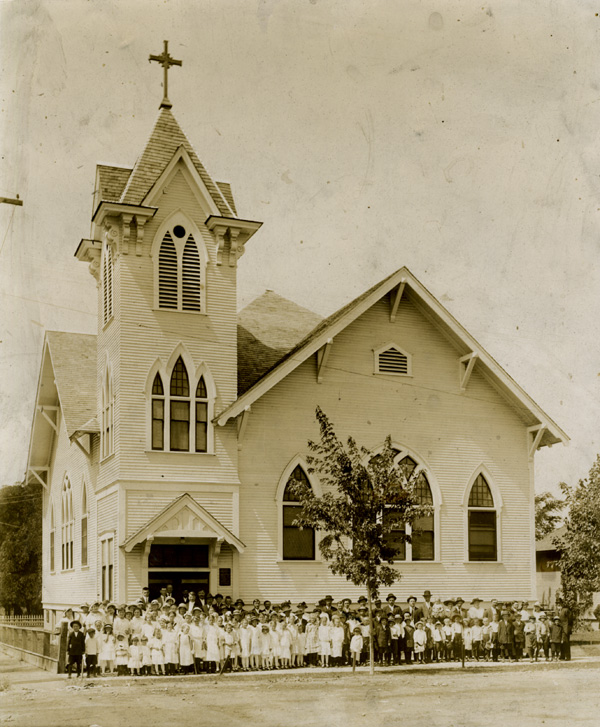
[[556, 455, 600, 623], [0, 481, 43, 614], [290, 407, 430, 675], [535, 491, 564, 541]]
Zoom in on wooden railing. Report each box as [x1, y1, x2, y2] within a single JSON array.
[[0, 615, 44, 628]]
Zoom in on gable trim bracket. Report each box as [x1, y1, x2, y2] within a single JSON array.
[[459, 352, 478, 391], [389, 279, 406, 323], [316, 338, 333, 384], [205, 216, 262, 267], [72, 434, 92, 459], [37, 405, 58, 433], [28, 467, 49, 490], [527, 424, 547, 459], [236, 406, 251, 450]]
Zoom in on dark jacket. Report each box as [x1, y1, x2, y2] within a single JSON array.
[[67, 630, 86, 656]]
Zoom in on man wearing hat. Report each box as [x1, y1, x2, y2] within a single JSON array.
[[421, 590, 433, 620], [139, 586, 150, 611], [383, 593, 397, 615], [484, 598, 500, 622], [404, 596, 422, 625], [66, 620, 85, 678], [322, 595, 337, 618], [468, 598, 484, 622]]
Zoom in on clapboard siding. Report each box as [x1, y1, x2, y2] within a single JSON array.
[[125, 489, 234, 537], [42, 410, 99, 608], [237, 296, 535, 601], [126, 544, 144, 600]]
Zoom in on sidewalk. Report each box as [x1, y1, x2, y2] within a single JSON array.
[[0, 652, 62, 688]]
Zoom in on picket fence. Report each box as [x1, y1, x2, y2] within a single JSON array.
[[0, 615, 44, 628]]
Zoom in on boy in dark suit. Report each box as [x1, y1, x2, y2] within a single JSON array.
[[67, 620, 86, 678]]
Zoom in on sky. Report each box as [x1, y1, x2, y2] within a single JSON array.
[[0, 0, 599, 496]]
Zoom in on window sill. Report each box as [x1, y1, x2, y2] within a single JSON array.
[[60, 569, 76, 574], [464, 560, 502, 565], [102, 316, 114, 332], [277, 559, 322, 564], [152, 308, 207, 316], [394, 560, 441, 565], [144, 450, 216, 456], [100, 453, 115, 465], [81, 566, 90, 571]]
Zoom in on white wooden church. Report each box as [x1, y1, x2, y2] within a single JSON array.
[[26, 49, 568, 625]]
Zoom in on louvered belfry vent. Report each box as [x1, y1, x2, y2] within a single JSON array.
[[182, 234, 201, 311], [378, 347, 409, 375], [158, 231, 178, 309]]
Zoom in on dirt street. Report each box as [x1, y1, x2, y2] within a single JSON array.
[[1, 659, 599, 726]]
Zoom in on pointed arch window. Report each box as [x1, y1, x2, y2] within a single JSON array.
[[195, 376, 208, 453], [81, 482, 88, 567], [151, 374, 165, 450], [49, 501, 56, 573], [468, 474, 497, 561], [101, 362, 114, 459], [61, 478, 74, 571], [282, 466, 315, 560], [155, 222, 205, 313], [381, 450, 437, 562], [102, 242, 113, 325], [170, 357, 190, 451]]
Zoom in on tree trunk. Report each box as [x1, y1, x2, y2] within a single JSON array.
[[367, 587, 374, 676]]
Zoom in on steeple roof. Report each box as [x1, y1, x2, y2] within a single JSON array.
[[119, 107, 232, 215]]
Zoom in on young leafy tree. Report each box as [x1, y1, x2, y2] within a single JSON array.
[[290, 407, 431, 675], [535, 491, 564, 541], [0, 481, 43, 614], [556, 455, 600, 624]]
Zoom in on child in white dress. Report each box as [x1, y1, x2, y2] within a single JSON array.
[[128, 635, 142, 676], [190, 617, 205, 674], [150, 627, 165, 675], [99, 624, 116, 674], [238, 617, 252, 671], [269, 622, 281, 669], [318, 614, 331, 667], [260, 624, 272, 669], [163, 622, 179, 675], [250, 619, 262, 670], [350, 627, 363, 666], [115, 633, 130, 676], [413, 621, 427, 663], [279, 625, 292, 668], [204, 617, 221, 674], [330, 615, 345, 666], [178, 624, 194, 674], [140, 635, 152, 675]]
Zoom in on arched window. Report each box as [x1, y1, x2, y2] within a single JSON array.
[[468, 473, 497, 561], [61, 478, 74, 570], [101, 360, 114, 459], [155, 221, 204, 313], [380, 449, 437, 562], [102, 242, 113, 325], [49, 501, 55, 572], [195, 376, 208, 452], [81, 482, 88, 567], [151, 373, 165, 450], [170, 357, 190, 451], [282, 466, 315, 561]]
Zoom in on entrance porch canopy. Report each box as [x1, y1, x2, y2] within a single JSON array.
[[122, 493, 245, 554]]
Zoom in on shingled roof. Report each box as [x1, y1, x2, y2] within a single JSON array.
[[46, 331, 97, 438], [97, 165, 132, 203], [237, 291, 322, 394], [119, 107, 232, 215]]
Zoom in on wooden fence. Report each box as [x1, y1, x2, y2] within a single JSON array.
[[0, 615, 44, 628]]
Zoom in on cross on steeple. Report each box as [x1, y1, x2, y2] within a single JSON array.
[[149, 40, 182, 110]]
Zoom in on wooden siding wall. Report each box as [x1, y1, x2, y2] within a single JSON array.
[[42, 411, 99, 609], [237, 296, 535, 602]]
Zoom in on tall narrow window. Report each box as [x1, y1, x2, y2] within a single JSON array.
[[61, 478, 73, 571], [195, 376, 208, 452], [468, 474, 497, 561], [282, 466, 315, 560], [151, 374, 165, 450], [102, 243, 113, 325], [101, 363, 114, 459], [101, 537, 114, 601], [170, 357, 190, 451], [50, 502, 55, 572], [158, 232, 178, 309], [182, 234, 201, 311], [81, 483, 88, 567]]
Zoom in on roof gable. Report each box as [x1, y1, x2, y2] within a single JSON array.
[[217, 267, 569, 448], [119, 107, 231, 215], [123, 493, 245, 553]]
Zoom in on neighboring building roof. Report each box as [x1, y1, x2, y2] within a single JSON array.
[[97, 165, 132, 203], [119, 107, 232, 215], [46, 331, 97, 438], [216, 266, 570, 451], [536, 525, 567, 552], [237, 291, 322, 395]]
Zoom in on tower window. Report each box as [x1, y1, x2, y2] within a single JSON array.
[[155, 220, 205, 313]]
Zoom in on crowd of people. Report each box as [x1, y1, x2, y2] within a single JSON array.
[[63, 587, 574, 678]]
